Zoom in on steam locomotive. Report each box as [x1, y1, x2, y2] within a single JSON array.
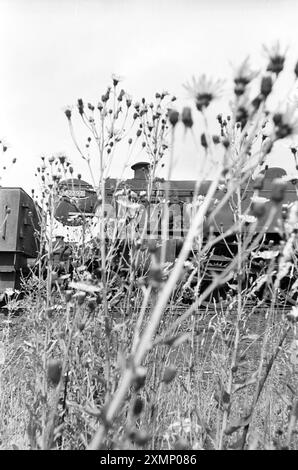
[[0, 163, 296, 298]]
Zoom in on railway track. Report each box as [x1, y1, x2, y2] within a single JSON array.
[[0, 300, 293, 317]]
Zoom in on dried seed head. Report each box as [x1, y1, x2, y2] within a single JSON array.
[[222, 138, 230, 149], [64, 108, 72, 120], [295, 61, 298, 79], [87, 298, 97, 312], [181, 107, 193, 128], [77, 98, 84, 114], [162, 365, 177, 384], [235, 106, 248, 130], [200, 133, 208, 149], [267, 51, 285, 75], [112, 74, 121, 87], [47, 359, 62, 386], [260, 76, 273, 97], [132, 397, 144, 416], [252, 95, 262, 110], [129, 429, 151, 446], [273, 113, 283, 126], [126, 96, 132, 108], [168, 109, 179, 127], [234, 81, 246, 96], [217, 113, 223, 125]]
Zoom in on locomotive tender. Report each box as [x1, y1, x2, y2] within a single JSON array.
[[0, 163, 296, 293], [0, 187, 40, 292]]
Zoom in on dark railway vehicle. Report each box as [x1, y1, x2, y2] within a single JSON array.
[[51, 163, 298, 301], [0, 187, 40, 293], [0, 163, 297, 298]]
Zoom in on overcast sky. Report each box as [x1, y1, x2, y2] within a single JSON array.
[[1, 0, 298, 193]]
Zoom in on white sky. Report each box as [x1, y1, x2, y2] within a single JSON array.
[[1, 0, 298, 193]]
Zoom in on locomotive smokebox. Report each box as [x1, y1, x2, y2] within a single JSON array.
[[54, 178, 97, 226], [0, 187, 40, 291]]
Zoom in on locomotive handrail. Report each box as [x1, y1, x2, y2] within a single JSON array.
[[1, 206, 9, 240]]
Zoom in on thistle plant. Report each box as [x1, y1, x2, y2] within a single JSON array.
[[3, 44, 298, 450]]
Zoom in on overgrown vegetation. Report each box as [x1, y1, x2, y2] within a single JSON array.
[[2, 44, 298, 450]]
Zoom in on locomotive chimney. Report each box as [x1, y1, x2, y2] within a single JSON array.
[[131, 162, 150, 180]]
